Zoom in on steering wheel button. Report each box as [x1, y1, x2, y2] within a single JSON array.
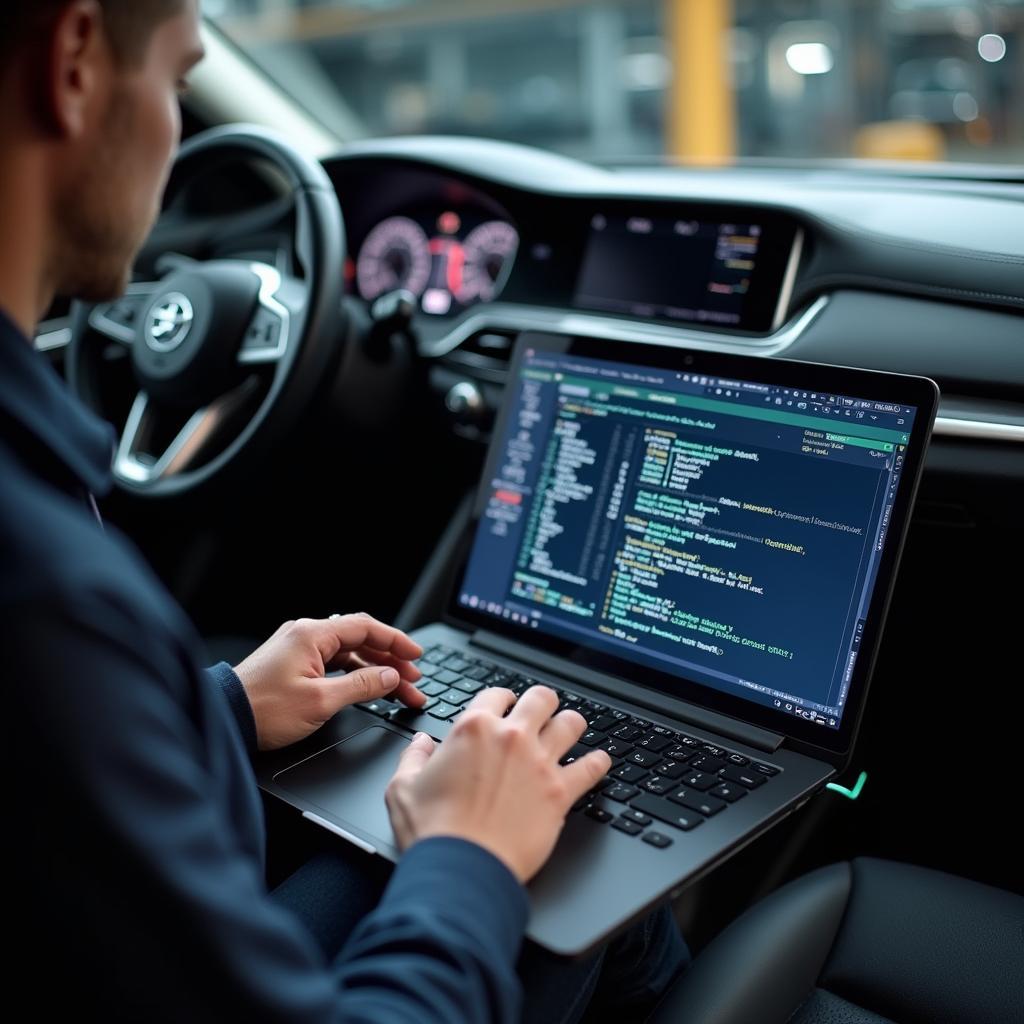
[[242, 311, 282, 352]]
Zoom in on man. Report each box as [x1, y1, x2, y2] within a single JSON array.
[[1, 2, 688, 1020]]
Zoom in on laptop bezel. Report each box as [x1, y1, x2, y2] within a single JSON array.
[[444, 331, 938, 765]]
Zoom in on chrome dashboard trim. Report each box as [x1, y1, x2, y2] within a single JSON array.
[[419, 294, 831, 361], [932, 416, 1024, 443], [772, 228, 804, 331]]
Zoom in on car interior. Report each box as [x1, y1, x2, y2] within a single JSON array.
[[34, 3, 1022, 1021]]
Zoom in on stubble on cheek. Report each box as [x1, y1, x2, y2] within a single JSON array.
[[52, 89, 166, 303]]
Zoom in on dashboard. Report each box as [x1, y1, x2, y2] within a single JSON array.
[[348, 182, 801, 334], [326, 139, 1023, 461], [340, 155, 809, 339]]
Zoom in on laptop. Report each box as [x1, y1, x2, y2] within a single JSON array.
[[255, 330, 939, 957]]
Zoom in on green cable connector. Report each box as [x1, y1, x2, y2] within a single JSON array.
[[826, 771, 868, 800]]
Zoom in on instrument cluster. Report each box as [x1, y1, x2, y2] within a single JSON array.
[[352, 205, 519, 317]]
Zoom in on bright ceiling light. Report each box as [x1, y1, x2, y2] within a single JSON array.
[[785, 42, 834, 76], [953, 92, 979, 122], [978, 34, 1007, 63]]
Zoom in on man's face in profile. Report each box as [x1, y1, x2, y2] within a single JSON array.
[[55, 0, 204, 302]]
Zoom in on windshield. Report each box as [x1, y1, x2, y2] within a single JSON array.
[[205, 0, 1023, 168]]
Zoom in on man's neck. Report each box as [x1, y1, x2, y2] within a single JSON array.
[[0, 150, 55, 340]]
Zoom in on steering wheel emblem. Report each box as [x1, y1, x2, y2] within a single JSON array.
[[146, 293, 194, 352]]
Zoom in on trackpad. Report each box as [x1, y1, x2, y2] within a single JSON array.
[[274, 726, 409, 854]]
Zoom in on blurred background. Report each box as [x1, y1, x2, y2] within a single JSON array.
[[205, 0, 1023, 166]]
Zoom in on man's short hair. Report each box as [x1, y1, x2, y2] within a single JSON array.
[[0, 1, 184, 67]]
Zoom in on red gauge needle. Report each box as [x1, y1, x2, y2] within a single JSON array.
[[447, 242, 465, 296]]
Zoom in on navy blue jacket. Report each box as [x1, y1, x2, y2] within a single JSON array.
[[2, 310, 528, 1022]]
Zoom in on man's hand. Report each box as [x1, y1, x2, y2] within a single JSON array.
[[385, 685, 612, 884], [233, 614, 425, 751]]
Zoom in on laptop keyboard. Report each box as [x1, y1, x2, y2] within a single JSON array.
[[361, 644, 781, 850]]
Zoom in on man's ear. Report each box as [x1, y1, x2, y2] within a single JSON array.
[[44, 0, 111, 138]]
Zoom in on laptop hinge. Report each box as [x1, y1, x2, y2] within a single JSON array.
[[470, 630, 785, 754]]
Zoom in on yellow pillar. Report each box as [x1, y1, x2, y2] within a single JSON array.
[[666, 0, 735, 164]]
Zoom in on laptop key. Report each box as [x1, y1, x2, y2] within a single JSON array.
[[621, 808, 652, 826], [560, 743, 592, 765], [363, 699, 397, 716], [611, 764, 647, 784], [610, 724, 643, 741], [612, 818, 644, 836], [751, 762, 780, 777], [681, 771, 719, 791], [727, 753, 750, 766], [601, 738, 635, 758], [419, 681, 449, 697], [664, 745, 695, 763], [588, 714, 618, 732], [427, 701, 461, 720], [651, 725, 675, 737], [689, 755, 726, 773], [451, 677, 483, 694], [418, 661, 442, 677], [439, 688, 473, 705], [669, 788, 727, 817], [579, 730, 605, 747], [629, 794, 705, 832], [641, 776, 675, 795], [395, 695, 439, 716], [603, 783, 639, 803], [434, 669, 460, 686], [642, 832, 673, 849], [653, 761, 689, 780], [709, 782, 747, 803], [585, 807, 612, 824], [485, 670, 513, 686], [627, 749, 662, 768], [462, 665, 490, 680], [721, 766, 766, 789], [635, 733, 672, 753], [701, 744, 728, 758]]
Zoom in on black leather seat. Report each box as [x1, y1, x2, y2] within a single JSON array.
[[649, 858, 1023, 1024]]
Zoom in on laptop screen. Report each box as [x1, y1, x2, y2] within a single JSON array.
[[455, 334, 930, 740]]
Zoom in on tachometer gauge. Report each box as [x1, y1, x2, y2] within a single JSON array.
[[457, 221, 519, 304], [356, 216, 431, 301]]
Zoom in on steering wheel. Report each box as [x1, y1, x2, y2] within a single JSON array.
[[67, 124, 345, 497]]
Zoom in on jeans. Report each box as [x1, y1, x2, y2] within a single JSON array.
[[270, 843, 691, 1024]]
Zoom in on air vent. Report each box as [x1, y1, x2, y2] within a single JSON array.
[[460, 330, 516, 364]]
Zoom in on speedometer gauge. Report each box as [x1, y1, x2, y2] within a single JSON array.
[[457, 221, 519, 304], [356, 216, 431, 301]]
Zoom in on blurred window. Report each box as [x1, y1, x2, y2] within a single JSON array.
[[206, 0, 1024, 166]]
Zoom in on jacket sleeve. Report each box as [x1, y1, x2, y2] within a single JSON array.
[[11, 589, 528, 1024], [206, 660, 259, 756]]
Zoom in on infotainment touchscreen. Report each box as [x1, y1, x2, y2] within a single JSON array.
[[573, 211, 799, 333]]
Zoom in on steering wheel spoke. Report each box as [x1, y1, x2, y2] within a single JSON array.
[[113, 387, 254, 486], [88, 281, 162, 345], [237, 264, 295, 366]]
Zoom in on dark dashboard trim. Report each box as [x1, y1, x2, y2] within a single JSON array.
[[324, 137, 1024, 315]]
